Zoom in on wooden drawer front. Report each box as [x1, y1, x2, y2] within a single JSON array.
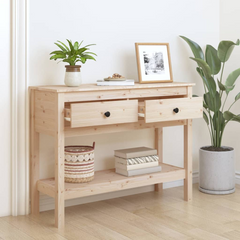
[[145, 97, 203, 123], [70, 100, 138, 128]]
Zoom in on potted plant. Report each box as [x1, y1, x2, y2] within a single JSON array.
[[50, 39, 97, 86], [180, 36, 240, 194]]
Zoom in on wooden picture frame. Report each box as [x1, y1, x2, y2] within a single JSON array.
[[135, 43, 173, 83]]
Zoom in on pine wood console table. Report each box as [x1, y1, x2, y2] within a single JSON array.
[[30, 83, 202, 228]]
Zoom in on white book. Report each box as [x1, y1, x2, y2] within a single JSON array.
[[115, 161, 158, 170], [115, 166, 162, 177], [115, 156, 159, 165], [115, 147, 157, 159], [97, 79, 135, 86]]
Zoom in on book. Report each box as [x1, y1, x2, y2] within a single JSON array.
[[115, 165, 162, 177], [115, 155, 159, 165], [115, 161, 158, 170], [97, 79, 135, 86], [114, 147, 157, 159]]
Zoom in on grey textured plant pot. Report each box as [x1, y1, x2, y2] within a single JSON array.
[[199, 146, 235, 195]]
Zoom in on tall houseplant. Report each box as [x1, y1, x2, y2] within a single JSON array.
[[180, 36, 240, 194], [50, 39, 96, 86]]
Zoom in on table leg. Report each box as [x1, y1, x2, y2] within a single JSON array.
[[55, 94, 65, 228], [154, 127, 163, 192], [30, 90, 40, 215], [184, 119, 192, 201]]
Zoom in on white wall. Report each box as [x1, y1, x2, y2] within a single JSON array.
[[220, 0, 240, 172], [0, 0, 11, 216], [28, 0, 219, 210], [0, 0, 221, 216]]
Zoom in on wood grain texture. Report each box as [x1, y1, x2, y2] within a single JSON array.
[[34, 91, 56, 136], [29, 83, 201, 229], [54, 93, 65, 228], [184, 119, 193, 201], [37, 163, 185, 200], [145, 97, 203, 123], [29, 82, 195, 93], [70, 100, 138, 128], [3, 184, 240, 240], [64, 119, 186, 138], [64, 87, 188, 102], [154, 127, 163, 192], [30, 89, 40, 215]]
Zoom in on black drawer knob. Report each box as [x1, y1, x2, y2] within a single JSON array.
[[104, 111, 111, 117], [173, 108, 179, 113]]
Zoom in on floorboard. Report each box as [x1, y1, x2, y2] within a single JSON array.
[[1, 184, 240, 240]]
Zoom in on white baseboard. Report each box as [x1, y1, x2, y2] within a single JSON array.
[[39, 171, 199, 212]]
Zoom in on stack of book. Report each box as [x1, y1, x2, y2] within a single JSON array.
[[114, 147, 161, 177]]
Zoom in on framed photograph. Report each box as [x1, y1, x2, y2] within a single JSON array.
[[135, 43, 173, 83]]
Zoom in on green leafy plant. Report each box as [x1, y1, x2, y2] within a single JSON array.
[[50, 39, 97, 66], [180, 36, 240, 148]]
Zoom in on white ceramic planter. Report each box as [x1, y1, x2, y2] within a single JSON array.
[[64, 65, 82, 87], [199, 146, 235, 194]]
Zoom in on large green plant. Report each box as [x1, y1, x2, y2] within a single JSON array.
[[180, 36, 240, 148], [50, 39, 96, 66]]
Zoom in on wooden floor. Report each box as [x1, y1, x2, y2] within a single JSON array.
[[1, 184, 240, 240]]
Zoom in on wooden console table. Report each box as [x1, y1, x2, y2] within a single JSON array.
[[30, 83, 202, 228]]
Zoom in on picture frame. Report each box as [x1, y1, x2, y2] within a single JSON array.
[[135, 43, 173, 83]]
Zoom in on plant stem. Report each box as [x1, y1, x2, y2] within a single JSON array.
[[219, 120, 229, 146], [222, 93, 228, 112], [220, 62, 225, 84], [207, 110, 215, 146], [228, 100, 236, 111], [207, 124, 213, 146]]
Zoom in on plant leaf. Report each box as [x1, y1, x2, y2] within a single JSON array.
[[80, 57, 86, 63], [77, 48, 88, 55], [50, 50, 65, 55], [74, 42, 79, 51], [84, 51, 97, 56], [225, 68, 240, 87], [213, 111, 225, 131], [203, 101, 208, 109], [50, 54, 66, 60], [226, 85, 235, 94], [191, 59, 217, 97], [190, 58, 212, 81], [204, 91, 221, 112], [217, 39, 240, 62], [223, 111, 240, 123], [57, 40, 70, 52], [235, 92, 240, 101], [82, 54, 96, 61], [203, 111, 209, 125], [78, 40, 83, 47], [205, 45, 221, 75], [82, 44, 96, 48], [180, 36, 204, 60], [67, 39, 74, 53], [54, 43, 67, 52], [62, 59, 74, 65], [217, 80, 226, 91], [217, 80, 235, 94]]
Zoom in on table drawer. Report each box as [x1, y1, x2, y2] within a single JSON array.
[[65, 100, 138, 128], [143, 97, 203, 123]]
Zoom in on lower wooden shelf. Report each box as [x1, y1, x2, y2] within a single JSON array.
[[37, 163, 185, 200]]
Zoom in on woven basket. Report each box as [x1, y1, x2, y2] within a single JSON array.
[[64, 142, 95, 183]]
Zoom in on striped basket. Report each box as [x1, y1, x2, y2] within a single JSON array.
[[64, 142, 95, 183]]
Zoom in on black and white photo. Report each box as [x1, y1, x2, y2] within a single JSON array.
[[135, 43, 173, 83]]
